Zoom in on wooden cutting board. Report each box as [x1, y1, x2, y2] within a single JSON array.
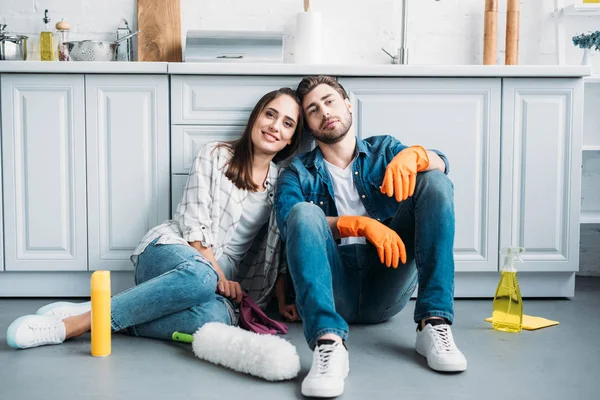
[[137, 0, 182, 62]]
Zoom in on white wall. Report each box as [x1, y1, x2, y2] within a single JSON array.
[[1, 0, 599, 68]]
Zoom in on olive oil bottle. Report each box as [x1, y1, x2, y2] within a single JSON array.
[[40, 9, 55, 61]]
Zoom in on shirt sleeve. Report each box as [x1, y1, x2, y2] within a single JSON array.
[[176, 144, 218, 247], [274, 166, 306, 243]]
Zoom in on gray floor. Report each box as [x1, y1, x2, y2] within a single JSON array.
[[0, 277, 598, 400]]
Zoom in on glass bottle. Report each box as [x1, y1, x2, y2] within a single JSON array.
[[39, 9, 55, 61]]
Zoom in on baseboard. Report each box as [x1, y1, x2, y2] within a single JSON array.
[[0, 271, 576, 298]]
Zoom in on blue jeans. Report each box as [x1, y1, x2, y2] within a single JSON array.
[[110, 240, 235, 340], [285, 170, 455, 349]]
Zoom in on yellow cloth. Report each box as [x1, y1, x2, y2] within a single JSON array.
[[485, 315, 559, 330]]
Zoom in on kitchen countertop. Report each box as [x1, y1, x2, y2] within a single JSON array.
[[0, 61, 591, 77], [168, 63, 592, 77], [0, 61, 168, 74]]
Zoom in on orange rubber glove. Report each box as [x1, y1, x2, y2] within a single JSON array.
[[381, 145, 430, 202], [337, 216, 406, 268]]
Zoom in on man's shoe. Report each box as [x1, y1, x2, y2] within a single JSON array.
[[6, 315, 66, 349], [301, 339, 349, 398], [36, 301, 91, 320], [416, 319, 467, 372]]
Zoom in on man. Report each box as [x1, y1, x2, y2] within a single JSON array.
[[274, 76, 467, 398]]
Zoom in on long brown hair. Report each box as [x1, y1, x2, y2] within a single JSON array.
[[216, 88, 303, 192]]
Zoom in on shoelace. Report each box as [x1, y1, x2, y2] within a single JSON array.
[[314, 344, 338, 375], [430, 324, 457, 352], [30, 321, 61, 344]]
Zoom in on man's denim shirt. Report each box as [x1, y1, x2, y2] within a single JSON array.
[[274, 135, 450, 242]]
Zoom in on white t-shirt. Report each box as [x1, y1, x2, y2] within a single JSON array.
[[324, 159, 369, 245], [217, 189, 271, 280]]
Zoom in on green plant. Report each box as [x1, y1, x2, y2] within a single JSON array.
[[572, 30, 600, 50]]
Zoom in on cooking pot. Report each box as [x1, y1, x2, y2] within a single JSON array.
[[0, 24, 28, 60]]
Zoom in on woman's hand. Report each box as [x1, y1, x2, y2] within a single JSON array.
[[278, 303, 300, 322], [217, 278, 243, 304]]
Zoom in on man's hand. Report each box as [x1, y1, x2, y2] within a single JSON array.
[[337, 216, 406, 268], [381, 145, 429, 202], [279, 303, 300, 322], [217, 278, 243, 304]]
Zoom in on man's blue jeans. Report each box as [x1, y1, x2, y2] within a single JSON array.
[[110, 240, 235, 340], [285, 170, 455, 349]]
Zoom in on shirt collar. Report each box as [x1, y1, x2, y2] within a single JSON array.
[[306, 136, 369, 169]]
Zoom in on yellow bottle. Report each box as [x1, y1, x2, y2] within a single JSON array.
[[492, 247, 524, 333], [91, 270, 111, 357], [39, 9, 55, 61]]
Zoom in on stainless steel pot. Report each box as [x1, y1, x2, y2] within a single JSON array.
[[0, 24, 28, 60], [64, 30, 141, 61]]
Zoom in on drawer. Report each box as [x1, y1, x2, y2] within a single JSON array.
[[171, 125, 244, 174], [171, 75, 303, 125], [171, 174, 188, 217]]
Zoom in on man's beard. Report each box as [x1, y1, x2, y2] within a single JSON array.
[[310, 110, 352, 145]]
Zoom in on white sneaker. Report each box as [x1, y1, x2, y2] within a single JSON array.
[[301, 339, 349, 398], [36, 301, 91, 320], [6, 315, 66, 349], [416, 320, 467, 372]]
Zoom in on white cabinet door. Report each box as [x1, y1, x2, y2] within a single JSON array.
[[339, 78, 501, 272], [86, 75, 169, 271], [1, 74, 87, 271], [500, 78, 583, 272], [171, 125, 243, 174], [171, 174, 188, 218]]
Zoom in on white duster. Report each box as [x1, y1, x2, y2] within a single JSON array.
[[192, 322, 301, 381]]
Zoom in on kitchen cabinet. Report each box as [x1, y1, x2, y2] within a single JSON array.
[[86, 75, 170, 271], [339, 77, 502, 273], [500, 78, 583, 272], [340, 76, 583, 296], [1, 74, 87, 271], [0, 66, 586, 297]]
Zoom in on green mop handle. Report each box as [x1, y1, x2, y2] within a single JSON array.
[[172, 331, 194, 343]]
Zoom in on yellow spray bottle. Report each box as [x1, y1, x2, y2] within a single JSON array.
[[492, 247, 524, 333], [91, 270, 111, 357]]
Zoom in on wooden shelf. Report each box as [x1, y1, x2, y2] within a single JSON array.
[[581, 211, 600, 224]]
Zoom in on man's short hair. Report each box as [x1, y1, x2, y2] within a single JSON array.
[[296, 75, 349, 107]]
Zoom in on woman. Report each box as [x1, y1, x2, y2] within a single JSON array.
[[7, 88, 303, 349]]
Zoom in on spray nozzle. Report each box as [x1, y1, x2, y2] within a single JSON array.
[[500, 247, 525, 271]]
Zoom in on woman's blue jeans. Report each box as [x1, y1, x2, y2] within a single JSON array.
[[110, 240, 235, 340]]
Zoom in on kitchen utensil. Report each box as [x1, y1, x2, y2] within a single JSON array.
[[505, 0, 520, 64], [483, 0, 498, 65], [65, 30, 140, 61], [116, 19, 133, 61], [137, 0, 182, 62], [0, 24, 28, 60]]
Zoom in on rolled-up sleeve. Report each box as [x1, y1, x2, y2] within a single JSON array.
[[176, 145, 217, 247]]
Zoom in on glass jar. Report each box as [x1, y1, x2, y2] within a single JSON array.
[[55, 19, 71, 61]]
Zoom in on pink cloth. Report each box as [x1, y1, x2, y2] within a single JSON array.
[[238, 293, 288, 335]]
